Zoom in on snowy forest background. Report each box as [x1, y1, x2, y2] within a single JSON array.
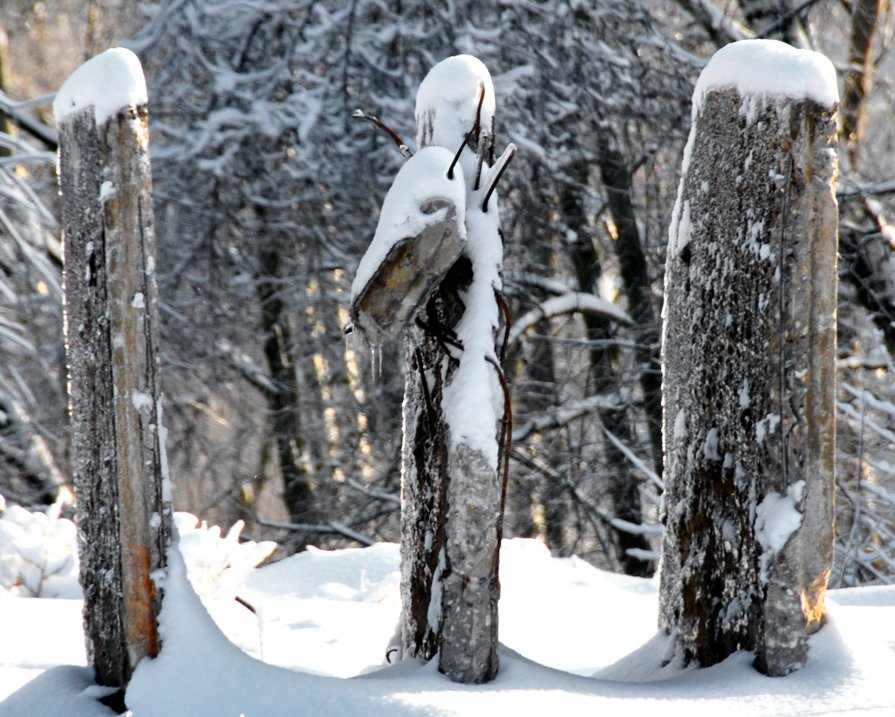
[[1, 0, 894, 589]]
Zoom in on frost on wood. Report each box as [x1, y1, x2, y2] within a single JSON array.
[[56, 51, 172, 692], [659, 41, 838, 678]]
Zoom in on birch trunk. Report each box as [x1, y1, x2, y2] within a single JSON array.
[[56, 52, 172, 695], [660, 82, 838, 676]]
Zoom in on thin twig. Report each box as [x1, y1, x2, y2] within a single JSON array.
[[257, 517, 375, 546], [447, 131, 472, 180], [482, 143, 517, 212], [472, 81, 487, 190], [414, 347, 437, 435], [352, 109, 412, 159], [494, 289, 512, 364]]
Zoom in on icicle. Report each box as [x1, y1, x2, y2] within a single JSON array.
[[370, 342, 382, 381]]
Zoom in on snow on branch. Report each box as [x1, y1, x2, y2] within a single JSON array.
[[258, 517, 376, 547], [508, 291, 632, 347], [512, 394, 622, 443], [601, 426, 664, 491]]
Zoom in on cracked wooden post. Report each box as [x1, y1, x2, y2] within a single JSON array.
[[55, 48, 172, 699], [659, 40, 839, 677], [350, 55, 512, 684]]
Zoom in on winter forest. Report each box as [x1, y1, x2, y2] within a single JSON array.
[[1, 0, 895, 715]]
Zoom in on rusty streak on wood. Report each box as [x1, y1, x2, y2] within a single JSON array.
[[58, 98, 171, 691]]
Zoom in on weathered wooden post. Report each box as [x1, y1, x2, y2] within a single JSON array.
[[659, 39, 839, 676], [54, 47, 172, 699], [350, 55, 514, 684]]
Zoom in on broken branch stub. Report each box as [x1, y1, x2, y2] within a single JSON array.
[[349, 198, 465, 346], [349, 145, 467, 346]]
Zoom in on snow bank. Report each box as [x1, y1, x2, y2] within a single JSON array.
[[2, 537, 895, 716], [694, 39, 838, 111], [350, 146, 466, 303], [53, 47, 147, 126], [0, 501, 80, 598]]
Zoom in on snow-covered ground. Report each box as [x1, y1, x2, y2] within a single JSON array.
[[1, 529, 894, 716]]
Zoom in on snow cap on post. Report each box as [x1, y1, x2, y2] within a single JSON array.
[[53, 47, 147, 126], [693, 39, 839, 113], [415, 55, 496, 152], [349, 146, 467, 346]]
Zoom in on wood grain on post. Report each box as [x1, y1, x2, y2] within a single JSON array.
[[55, 49, 171, 693], [659, 47, 839, 677]]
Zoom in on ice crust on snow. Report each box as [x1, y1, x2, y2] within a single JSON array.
[[350, 146, 466, 303], [53, 47, 148, 126]]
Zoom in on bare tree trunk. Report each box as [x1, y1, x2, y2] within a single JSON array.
[[352, 56, 508, 684], [839, 203, 895, 355], [256, 241, 315, 528], [56, 49, 172, 703], [594, 140, 664, 478], [660, 63, 838, 675], [0, 23, 13, 147], [563, 165, 654, 576], [842, 0, 888, 166]]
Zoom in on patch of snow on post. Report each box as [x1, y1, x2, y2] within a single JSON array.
[[131, 389, 154, 413], [442, 183, 503, 470], [755, 481, 805, 582], [694, 40, 838, 113], [53, 47, 148, 126], [415, 55, 496, 154], [668, 40, 837, 253], [350, 146, 466, 303]]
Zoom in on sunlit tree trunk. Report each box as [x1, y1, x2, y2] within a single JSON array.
[[660, 73, 838, 676]]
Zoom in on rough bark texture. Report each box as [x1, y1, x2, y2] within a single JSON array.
[[396, 64, 503, 684], [58, 103, 172, 693], [659, 88, 838, 676]]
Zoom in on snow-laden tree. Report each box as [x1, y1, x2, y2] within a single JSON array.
[[491, 0, 694, 572], [0, 127, 67, 507]]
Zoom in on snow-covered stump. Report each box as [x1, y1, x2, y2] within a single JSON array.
[[350, 55, 512, 684], [54, 48, 172, 696], [659, 40, 839, 677]]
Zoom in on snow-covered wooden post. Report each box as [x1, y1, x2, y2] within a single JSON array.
[[54, 48, 172, 696], [350, 55, 513, 684], [659, 40, 839, 677]]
